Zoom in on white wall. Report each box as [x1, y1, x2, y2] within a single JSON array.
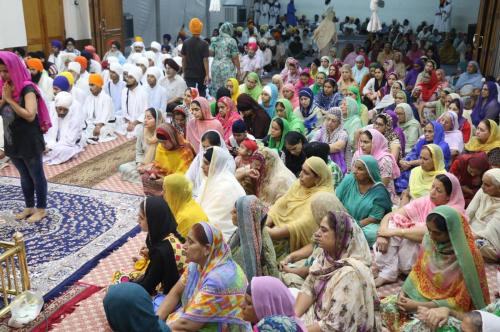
[[63, 0, 92, 40], [279, 0, 479, 32], [0, 0, 27, 48]]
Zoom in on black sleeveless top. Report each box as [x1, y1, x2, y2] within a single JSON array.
[[0, 85, 45, 159]]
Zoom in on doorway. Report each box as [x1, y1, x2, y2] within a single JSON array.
[[89, 0, 124, 58], [473, 0, 500, 77]]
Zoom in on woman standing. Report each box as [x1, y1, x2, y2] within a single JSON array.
[[209, 22, 240, 95], [0, 51, 51, 222]]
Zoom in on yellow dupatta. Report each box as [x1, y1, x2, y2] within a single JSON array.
[[154, 123, 195, 176], [409, 144, 447, 199], [465, 119, 500, 153], [162, 174, 208, 237], [268, 157, 333, 251]]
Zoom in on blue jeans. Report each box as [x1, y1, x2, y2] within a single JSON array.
[[10, 155, 47, 209]]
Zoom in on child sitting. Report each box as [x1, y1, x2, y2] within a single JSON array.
[[228, 119, 256, 157], [235, 138, 258, 169]]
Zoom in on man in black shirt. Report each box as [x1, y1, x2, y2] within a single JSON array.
[[181, 18, 209, 97]]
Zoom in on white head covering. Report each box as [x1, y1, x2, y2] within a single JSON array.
[[68, 61, 81, 74], [477, 311, 500, 332], [146, 66, 162, 81], [173, 56, 183, 68], [135, 56, 149, 68], [144, 51, 156, 61], [132, 41, 145, 50], [55, 91, 73, 108], [159, 53, 172, 67], [60, 52, 76, 63], [150, 41, 161, 52], [128, 66, 143, 83], [248, 36, 257, 44], [122, 63, 134, 74], [109, 63, 123, 76]]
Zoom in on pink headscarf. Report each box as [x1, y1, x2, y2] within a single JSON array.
[[294, 68, 314, 94], [282, 83, 299, 108], [353, 128, 401, 179], [186, 96, 224, 151], [392, 172, 465, 229], [251, 276, 307, 331], [215, 96, 242, 143], [0, 51, 51, 133], [280, 57, 302, 85]]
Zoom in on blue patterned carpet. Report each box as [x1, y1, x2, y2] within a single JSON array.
[[0, 176, 142, 301]]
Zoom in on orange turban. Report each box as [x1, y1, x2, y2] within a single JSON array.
[[74, 56, 88, 70], [189, 18, 203, 35], [26, 58, 43, 72], [88, 73, 103, 88]]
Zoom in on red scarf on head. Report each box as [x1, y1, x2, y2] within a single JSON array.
[[418, 71, 439, 102]]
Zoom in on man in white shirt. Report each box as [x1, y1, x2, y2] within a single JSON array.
[[120, 66, 148, 138], [104, 62, 126, 119], [26, 58, 54, 105], [135, 57, 149, 85], [161, 58, 187, 113], [144, 66, 167, 113], [83, 73, 116, 144], [43, 92, 83, 165]]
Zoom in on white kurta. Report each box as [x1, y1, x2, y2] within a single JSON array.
[[160, 75, 187, 102], [260, 3, 270, 26], [37, 72, 54, 104], [82, 92, 116, 142], [43, 105, 84, 165], [75, 71, 90, 94], [434, 3, 452, 33], [104, 79, 126, 117], [145, 84, 167, 113], [120, 85, 148, 137]]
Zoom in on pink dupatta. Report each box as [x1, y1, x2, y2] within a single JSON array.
[[186, 97, 223, 151], [353, 128, 401, 178], [215, 96, 242, 144], [392, 172, 465, 229], [0, 51, 51, 133]]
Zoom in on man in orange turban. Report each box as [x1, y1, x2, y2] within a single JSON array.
[[182, 18, 209, 97], [26, 57, 54, 103], [71, 56, 91, 98], [82, 73, 116, 143]]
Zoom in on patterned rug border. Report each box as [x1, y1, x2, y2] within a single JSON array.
[[0, 176, 142, 302], [48, 139, 136, 188], [0, 282, 102, 332]]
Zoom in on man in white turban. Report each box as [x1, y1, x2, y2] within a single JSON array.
[[43, 92, 84, 165], [120, 66, 148, 138], [144, 66, 167, 113], [104, 62, 126, 118]]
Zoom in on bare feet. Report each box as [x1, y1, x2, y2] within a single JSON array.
[[375, 276, 395, 288], [371, 265, 379, 278], [27, 209, 47, 222], [15, 208, 34, 220]]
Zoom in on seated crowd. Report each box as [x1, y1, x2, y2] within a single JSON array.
[[1, 9, 499, 332]]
